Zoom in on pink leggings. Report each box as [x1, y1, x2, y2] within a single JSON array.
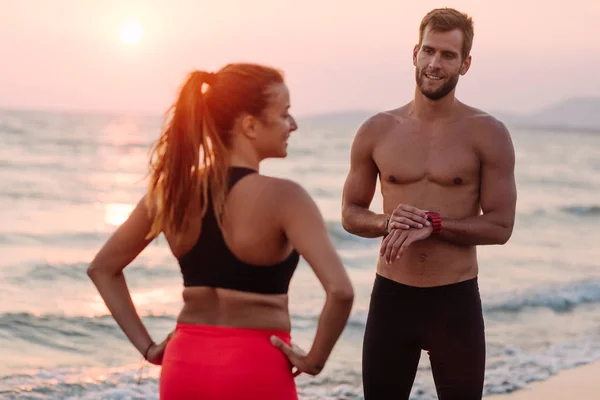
[[159, 323, 298, 399]]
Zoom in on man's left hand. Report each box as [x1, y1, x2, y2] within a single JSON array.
[[380, 225, 433, 264]]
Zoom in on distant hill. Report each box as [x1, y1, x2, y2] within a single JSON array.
[[297, 97, 600, 133], [299, 109, 373, 123], [3, 97, 597, 133], [298, 109, 374, 133], [494, 97, 600, 132]]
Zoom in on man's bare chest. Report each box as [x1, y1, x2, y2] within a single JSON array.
[[373, 128, 480, 187]]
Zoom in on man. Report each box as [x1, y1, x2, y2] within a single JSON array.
[[341, 7, 517, 400]]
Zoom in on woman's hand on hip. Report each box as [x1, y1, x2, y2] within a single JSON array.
[[270, 335, 324, 377], [145, 330, 175, 366]]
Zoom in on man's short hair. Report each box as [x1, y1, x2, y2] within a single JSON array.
[[419, 8, 474, 60]]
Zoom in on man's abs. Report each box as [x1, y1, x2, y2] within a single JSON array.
[[376, 238, 478, 287], [372, 106, 482, 287]]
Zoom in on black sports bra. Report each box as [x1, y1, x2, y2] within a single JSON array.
[[177, 167, 300, 295]]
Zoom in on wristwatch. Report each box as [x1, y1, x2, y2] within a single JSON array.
[[385, 215, 391, 234], [425, 211, 442, 234]]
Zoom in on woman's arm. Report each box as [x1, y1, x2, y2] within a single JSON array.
[[272, 180, 354, 375], [87, 196, 160, 361]]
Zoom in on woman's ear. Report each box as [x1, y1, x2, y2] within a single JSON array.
[[239, 114, 258, 139]]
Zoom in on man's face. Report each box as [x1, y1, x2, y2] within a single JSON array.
[[413, 26, 471, 101]]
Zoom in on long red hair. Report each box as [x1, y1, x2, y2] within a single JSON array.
[[145, 63, 284, 240]]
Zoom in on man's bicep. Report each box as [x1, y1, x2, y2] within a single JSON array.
[[479, 121, 517, 225], [342, 119, 380, 208], [343, 155, 378, 209]]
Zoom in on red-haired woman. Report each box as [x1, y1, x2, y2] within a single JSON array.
[[87, 63, 354, 399]]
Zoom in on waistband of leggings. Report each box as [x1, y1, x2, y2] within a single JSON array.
[[373, 273, 479, 297], [174, 323, 291, 341]]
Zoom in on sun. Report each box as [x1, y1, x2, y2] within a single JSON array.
[[119, 20, 144, 45]]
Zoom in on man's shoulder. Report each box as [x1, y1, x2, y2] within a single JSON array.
[[360, 111, 397, 131], [462, 104, 511, 137], [461, 105, 514, 157], [355, 105, 411, 137], [464, 105, 510, 142]]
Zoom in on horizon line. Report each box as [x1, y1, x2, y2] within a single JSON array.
[[0, 104, 377, 121], [1, 95, 598, 121]]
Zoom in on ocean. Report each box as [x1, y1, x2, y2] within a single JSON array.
[[1, 108, 599, 399]]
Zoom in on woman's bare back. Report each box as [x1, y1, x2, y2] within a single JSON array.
[[163, 173, 296, 331]]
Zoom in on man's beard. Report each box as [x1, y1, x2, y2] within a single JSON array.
[[415, 69, 460, 101]]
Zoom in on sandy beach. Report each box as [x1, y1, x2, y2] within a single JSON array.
[[486, 361, 600, 399]]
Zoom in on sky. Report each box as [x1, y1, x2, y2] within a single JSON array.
[[1, 0, 599, 117]]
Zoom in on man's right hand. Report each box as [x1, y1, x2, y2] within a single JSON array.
[[388, 204, 431, 231], [380, 224, 433, 263]]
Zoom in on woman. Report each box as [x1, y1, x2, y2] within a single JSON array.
[[87, 63, 354, 399]]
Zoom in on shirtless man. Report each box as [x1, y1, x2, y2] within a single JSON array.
[[341, 8, 517, 400]]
